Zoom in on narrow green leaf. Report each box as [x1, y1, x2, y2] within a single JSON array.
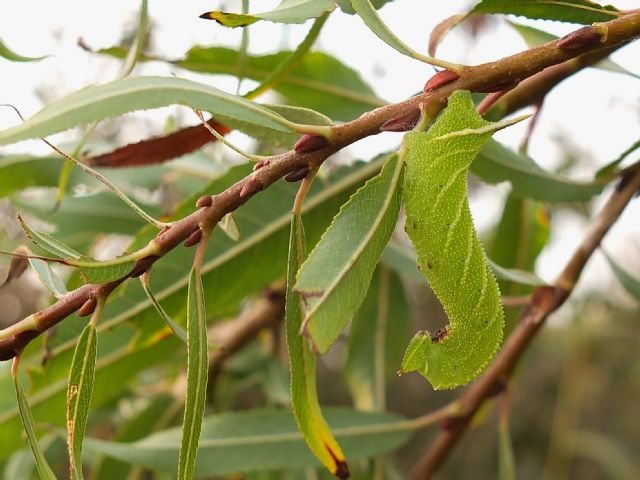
[[350, 0, 460, 70], [202, 0, 335, 27], [141, 276, 188, 344], [473, 139, 603, 202], [488, 259, 545, 286], [339, 0, 394, 15], [119, 0, 148, 78], [296, 154, 404, 353], [0, 76, 297, 147], [286, 216, 348, 477], [177, 268, 209, 480], [225, 104, 332, 149], [17, 216, 138, 283], [12, 359, 57, 480], [596, 138, 640, 179], [562, 430, 639, 480], [498, 415, 516, 480], [509, 22, 639, 79], [0, 37, 46, 62], [471, 0, 620, 24], [28, 258, 68, 298], [96, 48, 385, 120], [219, 213, 241, 241], [345, 268, 409, 411], [401, 90, 526, 389], [69, 256, 137, 284], [18, 215, 81, 260], [67, 321, 98, 479], [603, 251, 640, 301], [84, 408, 411, 476], [351, 0, 416, 58]]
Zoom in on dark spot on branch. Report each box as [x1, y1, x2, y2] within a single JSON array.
[[284, 165, 310, 183], [478, 78, 520, 94]]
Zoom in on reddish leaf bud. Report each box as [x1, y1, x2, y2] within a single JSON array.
[[284, 165, 310, 182], [380, 108, 421, 132], [240, 178, 263, 199], [183, 229, 202, 248], [196, 195, 212, 208], [294, 134, 328, 154], [78, 297, 97, 317], [423, 69, 460, 93], [557, 26, 602, 52]]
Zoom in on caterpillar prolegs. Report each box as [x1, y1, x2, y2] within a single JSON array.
[[400, 91, 526, 389]]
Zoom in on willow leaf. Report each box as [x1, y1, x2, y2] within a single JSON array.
[[296, 154, 404, 353], [84, 408, 410, 475], [401, 90, 525, 389], [12, 360, 57, 480], [471, 0, 620, 24], [141, 276, 188, 344], [96, 47, 384, 120], [473, 139, 603, 202], [509, 22, 639, 79], [603, 251, 640, 302], [202, 0, 335, 27], [0, 37, 46, 62], [0, 76, 296, 146], [177, 268, 209, 480], [286, 216, 348, 478], [18, 215, 81, 260], [29, 258, 68, 298], [67, 321, 98, 479]]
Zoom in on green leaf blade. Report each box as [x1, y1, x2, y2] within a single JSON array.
[[0, 76, 295, 147], [286, 216, 348, 477], [84, 408, 411, 476], [296, 154, 404, 353], [471, 0, 620, 24], [0, 37, 47, 62], [67, 322, 98, 479], [350, 0, 418, 59], [177, 268, 209, 480], [203, 0, 335, 27], [473, 139, 603, 202], [12, 362, 57, 480], [604, 252, 640, 301]]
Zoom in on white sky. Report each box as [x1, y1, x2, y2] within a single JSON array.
[[0, 0, 639, 305]]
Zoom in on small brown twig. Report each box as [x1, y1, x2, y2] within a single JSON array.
[[410, 162, 640, 479]]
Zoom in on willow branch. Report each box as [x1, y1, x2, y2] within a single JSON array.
[[410, 162, 640, 479], [1, 12, 640, 361]]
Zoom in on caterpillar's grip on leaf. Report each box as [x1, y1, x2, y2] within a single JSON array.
[[400, 91, 526, 390]]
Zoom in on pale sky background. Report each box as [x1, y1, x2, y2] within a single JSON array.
[[0, 1, 639, 309]]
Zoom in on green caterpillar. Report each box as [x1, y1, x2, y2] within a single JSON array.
[[400, 91, 525, 390]]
